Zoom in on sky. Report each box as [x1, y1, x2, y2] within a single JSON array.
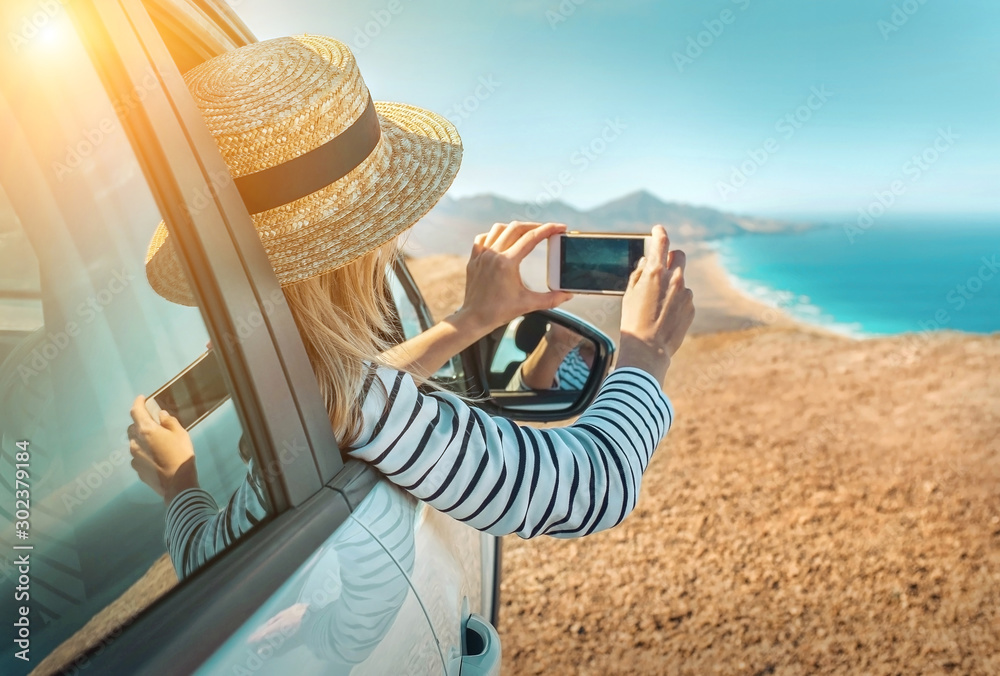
[[231, 0, 1000, 219]]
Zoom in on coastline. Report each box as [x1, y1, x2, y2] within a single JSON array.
[[683, 246, 801, 336], [688, 242, 863, 340]]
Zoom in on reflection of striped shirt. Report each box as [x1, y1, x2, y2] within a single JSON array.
[[165, 366, 673, 579], [165, 459, 270, 579], [506, 346, 590, 392], [297, 485, 414, 667], [554, 346, 590, 390]]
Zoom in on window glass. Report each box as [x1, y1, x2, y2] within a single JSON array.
[[0, 186, 43, 363], [386, 264, 462, 383], [388, 268, 426, 342], [0, 7, 270, 673]]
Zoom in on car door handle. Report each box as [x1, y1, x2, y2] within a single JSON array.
[[460, 613, 501, 676]]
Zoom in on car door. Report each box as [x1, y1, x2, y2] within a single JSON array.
[[194, 471, 444, 676], [0, 1, 445, 674], [386, 262, 503, 672]]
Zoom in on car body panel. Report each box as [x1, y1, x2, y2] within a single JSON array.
[[194, 481, 444, 676], [384, 263, 501, 662]]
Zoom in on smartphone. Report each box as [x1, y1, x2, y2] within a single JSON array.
[[547, 232, 651, 295], [145, 351, 230, 429]]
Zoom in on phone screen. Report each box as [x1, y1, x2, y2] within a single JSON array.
[[150, 351, 230, 429], [560, 235, 646, 292]]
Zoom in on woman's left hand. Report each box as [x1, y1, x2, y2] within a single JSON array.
[[128, 396, 199, 503], [457, 221, 574, 333]]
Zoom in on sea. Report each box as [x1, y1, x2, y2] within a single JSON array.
[[713, 218, 1000, 338]]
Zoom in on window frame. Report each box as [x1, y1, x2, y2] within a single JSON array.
[[141, 0, 256, 73], [393, 260, 436, 336]]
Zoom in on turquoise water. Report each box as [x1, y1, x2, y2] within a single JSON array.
[[714, 219, 1000, 337]]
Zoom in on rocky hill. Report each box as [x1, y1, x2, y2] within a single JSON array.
[[404, 189, 811, 256]]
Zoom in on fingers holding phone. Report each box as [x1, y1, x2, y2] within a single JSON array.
[[461, 221, 574, 332], [128, 394, 199, 503], [617, 224, 695, 383]]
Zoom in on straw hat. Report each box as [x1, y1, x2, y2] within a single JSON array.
[[145, 34, 462, 306]]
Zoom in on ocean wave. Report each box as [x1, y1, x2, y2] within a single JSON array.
[[712, 242, 873, 339]]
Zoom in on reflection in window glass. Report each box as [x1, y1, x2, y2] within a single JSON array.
[[0, 185, 42, 357], [0, 7, 270, 673]]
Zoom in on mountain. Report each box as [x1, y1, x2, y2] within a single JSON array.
[[404, 189, 812, 256]]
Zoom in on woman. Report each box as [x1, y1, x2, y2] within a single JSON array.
[[127, 35, 694, 580]]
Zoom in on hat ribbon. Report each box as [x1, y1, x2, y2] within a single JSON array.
[[234, 94, 382, 214]]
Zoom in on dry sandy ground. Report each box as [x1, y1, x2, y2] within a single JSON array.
[[408, 254, 1000, 676]]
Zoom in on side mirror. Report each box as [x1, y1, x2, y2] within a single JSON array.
[[467, 309, 615, 422]]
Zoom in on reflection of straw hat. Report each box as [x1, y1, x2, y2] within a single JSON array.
[[146, 35, 462, 306]]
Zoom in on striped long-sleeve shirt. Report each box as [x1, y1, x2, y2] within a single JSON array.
[[164, 365, 673, 579]]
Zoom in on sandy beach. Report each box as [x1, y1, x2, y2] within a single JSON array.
[[407, 249, 1000, 676], [677, 248, 801, 336]]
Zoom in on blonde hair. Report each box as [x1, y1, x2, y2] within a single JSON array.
[[282, 239, 400, 448]]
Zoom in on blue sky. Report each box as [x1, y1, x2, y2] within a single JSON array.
[[233, 0, 1000, 219]]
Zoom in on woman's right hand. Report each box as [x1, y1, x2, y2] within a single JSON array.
[[455, 222, 574, 334], [616, 224, 695, 384], [128, 396, 199, 504]]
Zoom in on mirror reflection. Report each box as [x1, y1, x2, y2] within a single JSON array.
[[487, 314, 597, 393]]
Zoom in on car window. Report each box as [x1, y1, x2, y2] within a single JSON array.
[[0, 186, 41, 339], [387, 264, 463, 383], [387, 268, 426, 343], [0, 17, 272, 675]]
